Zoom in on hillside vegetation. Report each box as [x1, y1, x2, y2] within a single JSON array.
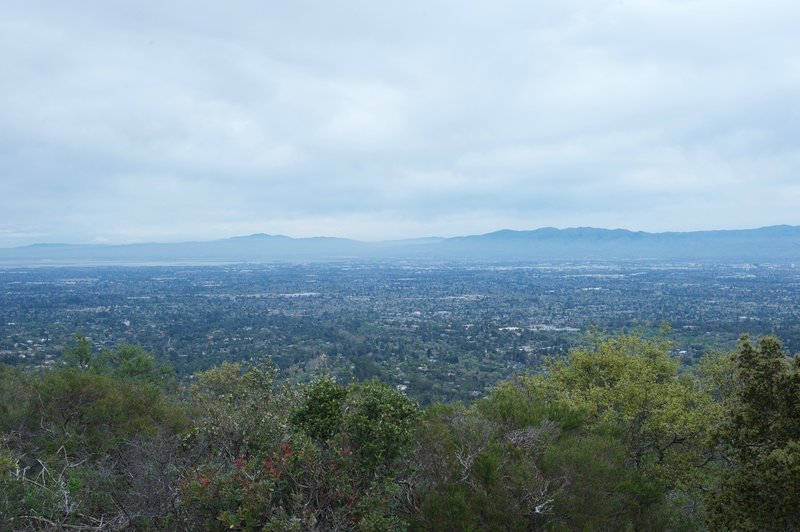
[[1, 333, 798, 530]]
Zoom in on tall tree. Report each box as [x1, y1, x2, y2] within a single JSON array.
[[706, 336, 800, 530]]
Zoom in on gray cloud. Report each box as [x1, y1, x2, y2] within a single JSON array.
[[1, 0, 799, 245]]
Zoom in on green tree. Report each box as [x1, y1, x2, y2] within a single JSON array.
[[343, 379, 421, 477], [94, 343, 175, 387], [63, 333, 92, 368], [291, 376, 347, 443], [187, 360, 289, 461], [409, 333, 714, 530], [706, 336, 800, 530], [541, 333, 716, 494]]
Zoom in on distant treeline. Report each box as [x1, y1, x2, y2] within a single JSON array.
[[1, 332, 798, 530]]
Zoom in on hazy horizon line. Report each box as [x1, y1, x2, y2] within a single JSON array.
[[4, 223, 797, 249]]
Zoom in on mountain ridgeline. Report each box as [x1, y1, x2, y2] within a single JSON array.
[[2, 225, 799, 264]]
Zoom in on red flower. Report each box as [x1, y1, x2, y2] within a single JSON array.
[[279, 442, 293, 457], [264, 458, 279, 477]]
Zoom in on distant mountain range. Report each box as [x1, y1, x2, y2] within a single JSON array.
[[1, 226, 799, 265]]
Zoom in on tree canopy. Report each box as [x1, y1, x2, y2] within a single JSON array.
[[1, 332, 798, 529]]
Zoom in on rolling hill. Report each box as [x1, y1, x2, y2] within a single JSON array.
[[1, 226, 798, 265]]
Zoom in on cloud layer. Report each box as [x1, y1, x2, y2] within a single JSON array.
[[1, 0, 799, 245]]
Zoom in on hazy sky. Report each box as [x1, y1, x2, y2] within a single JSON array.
[[1, 1, 799, 246]]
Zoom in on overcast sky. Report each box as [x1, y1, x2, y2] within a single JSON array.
[[1, 0, 798, 246]]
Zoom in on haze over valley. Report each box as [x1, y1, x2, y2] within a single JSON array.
[[2, 225, 799, 264], [2, 1, 800, 529]]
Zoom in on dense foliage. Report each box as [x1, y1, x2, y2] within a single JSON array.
[[704, 336, 800, 530], [1, 332, 798, 529]]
